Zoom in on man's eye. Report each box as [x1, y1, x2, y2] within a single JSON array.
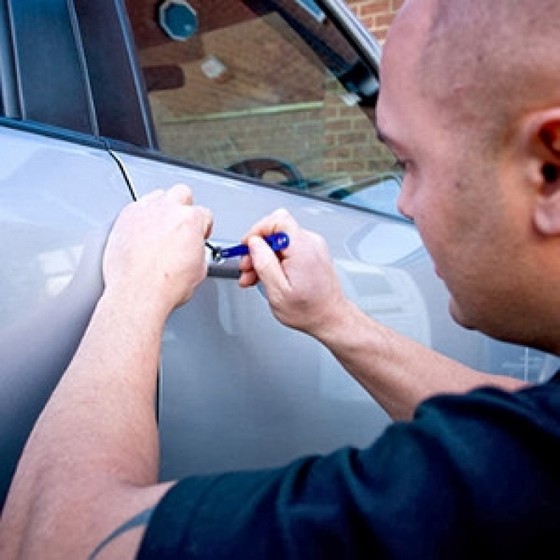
[[392, 158, 407, 172]]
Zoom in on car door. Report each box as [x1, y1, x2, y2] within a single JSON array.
[[101, 0, 560, 480], [0, 0, 137, 507]]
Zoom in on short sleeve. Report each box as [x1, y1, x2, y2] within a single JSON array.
[[137, 380, 560, 559]]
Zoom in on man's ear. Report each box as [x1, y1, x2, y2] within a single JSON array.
[[525, 110, 560, 235]]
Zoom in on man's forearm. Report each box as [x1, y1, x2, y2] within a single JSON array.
[[314, 299, 527, 420], [0, 291, 164, 558]]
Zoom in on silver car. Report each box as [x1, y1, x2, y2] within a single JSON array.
[[1, 0, 557, 509]]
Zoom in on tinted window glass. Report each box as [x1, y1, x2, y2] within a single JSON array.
[[126, 0, 401, 215], [7, 0, 94, 132]]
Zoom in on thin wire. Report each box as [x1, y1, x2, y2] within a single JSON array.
[[205, 241, 221, 263]]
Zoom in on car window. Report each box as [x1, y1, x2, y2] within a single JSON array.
[[4, 0, 95, 133], [125, 0, 402, 216]]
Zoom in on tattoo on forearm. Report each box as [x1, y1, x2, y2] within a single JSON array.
[[88, 506, 154, 559]]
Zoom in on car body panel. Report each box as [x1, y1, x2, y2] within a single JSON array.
[[0, 124, 132, 504]]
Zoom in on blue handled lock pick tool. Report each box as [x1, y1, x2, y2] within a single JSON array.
[[205, 232, 289, 264]]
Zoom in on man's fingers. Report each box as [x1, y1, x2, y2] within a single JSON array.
[[166, 183, 193, 205], [137, 184, 193, 205], [136, 186, 212, 240], [199, 207, 214, 239], [137, 188, 164, 202], [247, 235, 290, 294], [238, 269, 258, 288], [242, 208, 297, 243]]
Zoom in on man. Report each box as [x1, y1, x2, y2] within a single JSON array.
[[2, 0, 560, 557]]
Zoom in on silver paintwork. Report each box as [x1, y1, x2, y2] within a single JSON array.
[[0, 127, 132, 503]]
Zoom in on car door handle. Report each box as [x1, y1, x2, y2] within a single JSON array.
[[207, 260, 241, 279], [205, 233, 289, 279]]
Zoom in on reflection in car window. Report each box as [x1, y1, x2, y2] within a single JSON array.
[[125, 0, 399, 214]]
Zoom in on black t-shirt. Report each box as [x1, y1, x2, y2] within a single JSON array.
[[138, 373, 560, 559]]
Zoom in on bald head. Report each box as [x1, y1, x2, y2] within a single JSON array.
[[388, 0, 560, 149], [377, 0, 560, 351]]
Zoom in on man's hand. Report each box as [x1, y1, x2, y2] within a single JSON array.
[[238, 209, 350, 337], [103, 185, 213, 322]]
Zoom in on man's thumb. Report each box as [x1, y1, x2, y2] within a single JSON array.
[[248, 235, 284, 290]]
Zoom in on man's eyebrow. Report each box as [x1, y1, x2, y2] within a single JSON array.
[[375, 127, 388, 145], [373, 111, 385, 144], [373, 109, 393, 147], [375, 126, 395, 149], [375, 125, 404, 156]]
